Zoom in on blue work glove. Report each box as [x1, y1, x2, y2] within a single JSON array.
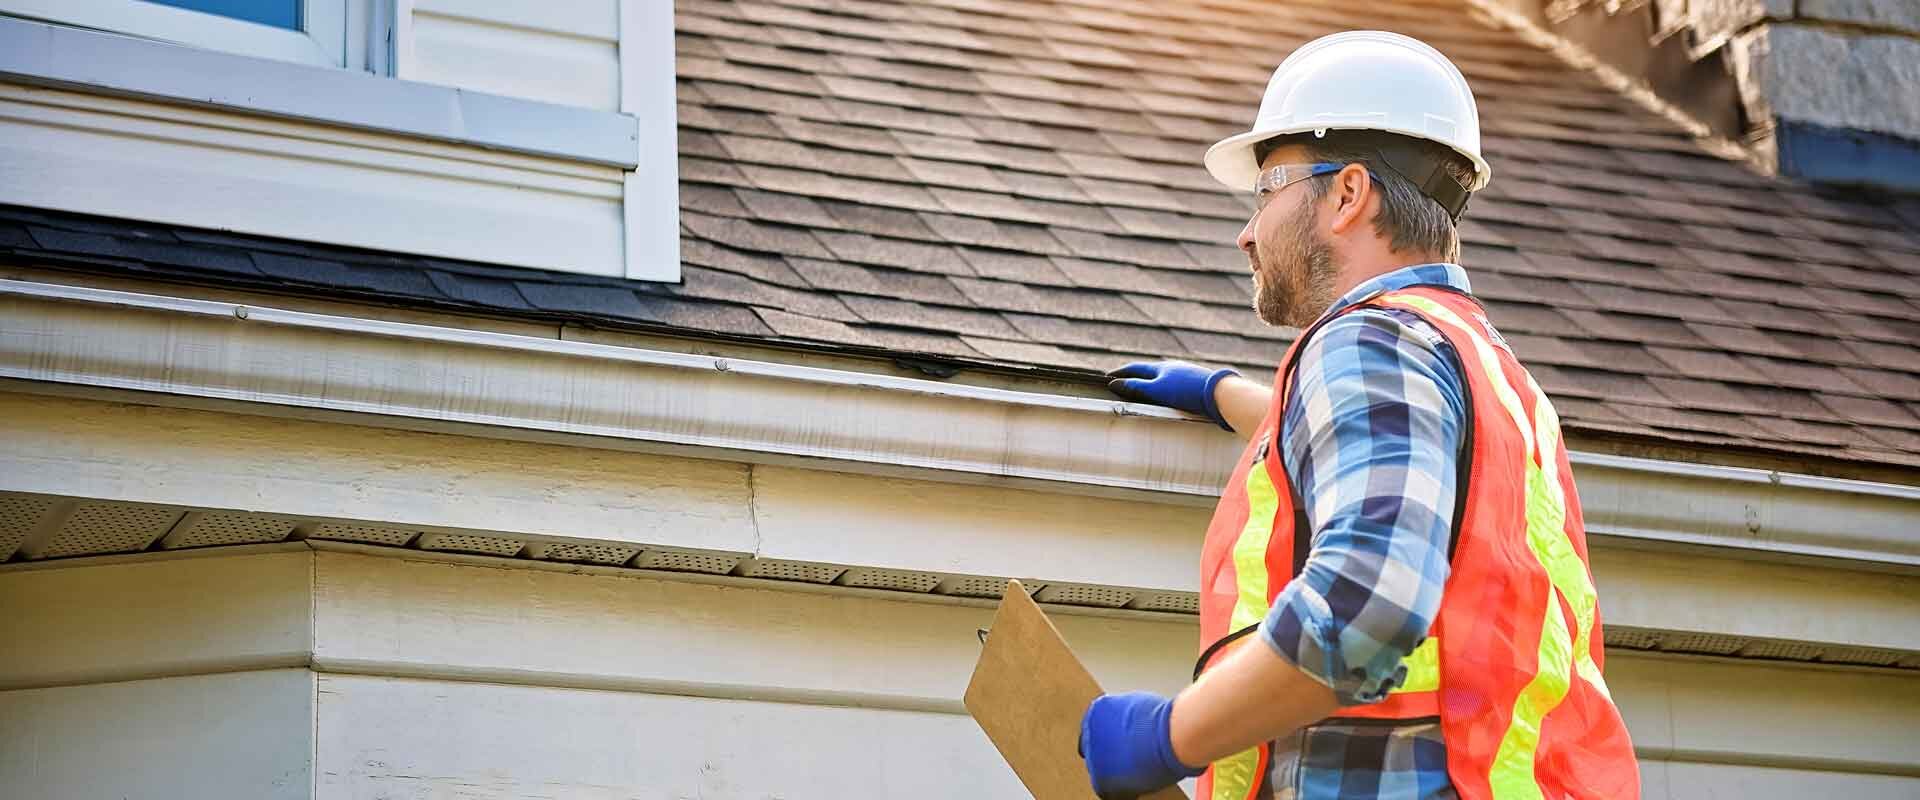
[[1107, 361, 1240, 431], [1079, 691, 1203, 799]]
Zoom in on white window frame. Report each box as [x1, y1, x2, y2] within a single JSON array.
[[0, 0, 362, 69], [620, 0, 680, 282], [0, 0, 678, 282]]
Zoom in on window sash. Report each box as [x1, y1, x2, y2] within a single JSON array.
[[0, 0, 348, 67]]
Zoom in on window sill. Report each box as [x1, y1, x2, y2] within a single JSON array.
[[0, 16, 639, 168]]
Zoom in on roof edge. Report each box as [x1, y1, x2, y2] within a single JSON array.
[[2, 278, 1917, 572]]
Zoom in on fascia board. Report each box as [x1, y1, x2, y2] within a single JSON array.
[[2, 278, 1917, 570]]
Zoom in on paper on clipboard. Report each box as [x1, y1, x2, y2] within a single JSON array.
[[964, 579, 1189, 800]]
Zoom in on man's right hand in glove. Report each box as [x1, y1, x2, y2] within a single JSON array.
[[1106, 361, 1270, 435]]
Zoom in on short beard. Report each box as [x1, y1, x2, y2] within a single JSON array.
[[1251, 210, 1340, 328]]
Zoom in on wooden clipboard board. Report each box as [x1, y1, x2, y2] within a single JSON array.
[[964, 580, 1189, 800]]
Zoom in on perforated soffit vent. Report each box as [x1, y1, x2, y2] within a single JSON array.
[[1, 492, 1914, 672], [0, 492, 1200, 615]]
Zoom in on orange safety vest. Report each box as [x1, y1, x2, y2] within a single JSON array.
[[1193, 285, 1638, 800]]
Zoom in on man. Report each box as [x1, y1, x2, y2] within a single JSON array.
[[1077, 31, 1639, 800]]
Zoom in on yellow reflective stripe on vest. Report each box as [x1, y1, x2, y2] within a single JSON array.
[[1390, 637, 1440, 694], [1380, 293, 1610, 799], [1209, 454, 1281, 799], [1230, 458, 1280, 632], [1523, 372, 1611, 701]]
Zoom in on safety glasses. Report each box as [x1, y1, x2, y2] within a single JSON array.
[[1253, 162, 1345, 213]]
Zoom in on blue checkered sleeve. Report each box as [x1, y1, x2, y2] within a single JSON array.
[[1258, 306, 1466, 706]]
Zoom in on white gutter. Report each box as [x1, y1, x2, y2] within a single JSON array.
[[3, 279, 1917, 569]]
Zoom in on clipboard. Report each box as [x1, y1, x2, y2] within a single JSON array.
[[964, 579, 1189, 800]]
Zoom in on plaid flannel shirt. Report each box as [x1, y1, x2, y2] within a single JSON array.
[[1258, 262, 1470, 799]]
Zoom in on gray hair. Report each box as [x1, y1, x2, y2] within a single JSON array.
[[1260, 132, 1475, 262]]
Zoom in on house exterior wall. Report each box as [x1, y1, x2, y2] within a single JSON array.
[[5, 387, 1918, 656], [403, 0, 623, 111], [4, 549, 1917, 799], [0, 670, 317, 800], [0, 1, 678, 279]]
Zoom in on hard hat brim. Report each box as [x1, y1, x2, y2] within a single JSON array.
[[1203, 124, 1493, 194], [1203, 128, 1281, 194]]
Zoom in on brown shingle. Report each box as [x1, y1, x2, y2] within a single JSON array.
[[958, 248, 1076, 286], [1737, 356, 1869, 394], [997, 169, 1095, 202], [1151, 269, 1250, 306], [855, 327, 983, 359], [1682, 322, 1802, 360], [1022, 200, 1128, 236], [649, 0, 1920, 469], [961, 335, 1073, 364], [1715, 299, 1830, 334], [681, 211, 835, 260], [1544, 369, 1675, 407], [813, 231, 974, 275], [1003, 313, 1184, 354], [1817, 394, 1920, 430], [1839, 340, 1920, 373], [930, 187, 1051, 224], [1838, 368, 1920, 402], [680, 184, 751, 218], [734, 189, 843, 229], [1644, 347, 1771, 385], [948, 275, 1047, 313], [1610, 402, 1762, 440], [819, 199, 940, 241], [1124, 294, 1243, 333], [842, 295, 1022, 339], [1742, 415, 1855, 448], [681, 238, 810, 287], [769, 115, 901, 156], [786, 257, 969, 305], [755, 307, 864, 343], [899, 158, 1012, 193], [1644, 376, 1773, 415], [677, 266, 861, 322]]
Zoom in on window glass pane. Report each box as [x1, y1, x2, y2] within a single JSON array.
[[142, 0, 301, 31]]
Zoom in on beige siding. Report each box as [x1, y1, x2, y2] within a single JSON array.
[[4, 392, 1917, 656], [405, 0, 623, 111], [2, 548, 1916, 799], [0, 392, 761, 555], [1640, 761, 1920, 800], [311, 550, 1196, 704], [310, 674, 1920, 800], [314, 674, 1027, 800], [0, 549, 312, 689], [0, 83, 627, 275], [0, 669, 315, 799]]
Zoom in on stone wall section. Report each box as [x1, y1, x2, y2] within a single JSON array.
[[1529, 0, 1919, 183], [1754, 0, 1920, 141]]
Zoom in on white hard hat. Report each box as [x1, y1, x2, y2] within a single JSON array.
[[1204, 30, 1491, 196]]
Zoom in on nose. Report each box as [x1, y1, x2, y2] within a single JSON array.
[[1236, 214, 1257, 254]]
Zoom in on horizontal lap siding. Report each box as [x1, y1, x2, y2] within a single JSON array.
[[0, 84, 627, 275], [315, 673, 1030, 800], [407, 0, 622, 112], [3, 550, 1916, 799], [311, 673, 1920, 800], [0, 669, 315, 800]]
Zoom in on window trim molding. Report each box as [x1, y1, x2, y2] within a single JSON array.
[[0, 0, 347, 67], [0, 15, 640, 168], [619, 0, 681, 282]]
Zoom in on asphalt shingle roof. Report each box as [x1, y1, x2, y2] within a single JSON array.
[[6, 0, 1920, 471]]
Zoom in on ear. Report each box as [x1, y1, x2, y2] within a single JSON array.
[[1325, 163, 1373, 236]]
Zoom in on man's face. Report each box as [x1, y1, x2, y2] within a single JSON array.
[[1237, 145, 1340, 329]]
